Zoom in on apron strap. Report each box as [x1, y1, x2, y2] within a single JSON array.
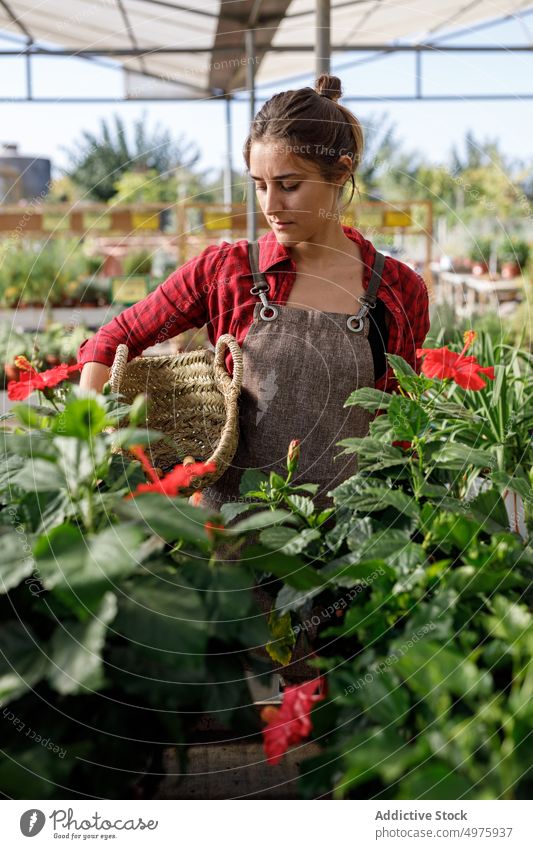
[[246, 240, 278, 320], [247, 240, 268, 289], [360, 249, 386, 308], [247, 241, 386, 299], [246, 240, 386, 328]]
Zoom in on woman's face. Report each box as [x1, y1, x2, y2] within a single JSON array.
[[249, 139, 350, 246]]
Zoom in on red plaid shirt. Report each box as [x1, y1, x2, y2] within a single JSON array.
[[78, 225, 430, 393]]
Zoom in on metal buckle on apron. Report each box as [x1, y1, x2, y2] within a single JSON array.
[[346, 295, 376, 333], [250, 283, 279, 321]]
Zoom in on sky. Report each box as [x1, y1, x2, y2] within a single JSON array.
[[0, 11, 532, 182]]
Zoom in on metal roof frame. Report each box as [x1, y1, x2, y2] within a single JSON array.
[[1, 1, 532, 239]]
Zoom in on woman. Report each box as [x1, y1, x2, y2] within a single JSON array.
[[79, 74, 430, 515]]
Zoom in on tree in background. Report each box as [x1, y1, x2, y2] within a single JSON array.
[[62, 113, 201, 202], [356, 112, 402, 200]]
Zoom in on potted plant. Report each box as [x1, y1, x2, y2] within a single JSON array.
[[0, 322, 36, 383], [68, 255, 110, 307], [499, 237, 530, 279], [123, 250, 153, 277], [468, 237, 492, 276]]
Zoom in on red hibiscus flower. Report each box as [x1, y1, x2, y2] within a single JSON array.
[[126, 445, 216, 498], [8, 356, 82, 401], [416, 330, 495, 391], [261, 676, 326, 765], [392, 440, 413, 451]]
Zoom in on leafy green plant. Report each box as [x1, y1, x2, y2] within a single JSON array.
[[0, 323, 35, 367], [0, 334, 531, 801], [499, 237, 530, 270], [468, 237, 492, 266], [0, 241, 88, 307], [35, 322, 94, 364], [123, 250, 152, 277], [0, 381, 306, 798]]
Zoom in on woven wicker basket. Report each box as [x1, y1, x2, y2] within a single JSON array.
[[108, 333, 243, 494]]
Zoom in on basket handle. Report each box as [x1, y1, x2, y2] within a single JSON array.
[[109, 343, 129, 393], [214, 334, 243, 398]]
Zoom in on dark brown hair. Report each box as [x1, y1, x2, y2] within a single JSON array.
[[243, 74, 364, 206]]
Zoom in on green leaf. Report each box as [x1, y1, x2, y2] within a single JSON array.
[[323, 558, 394, 591], [344, 387, 391, 411], [47, 592, 117, 695], [291, 483, 320, 495], [259, 525, 298, 549], [0, 743, 85, 799], [219, 502, 256, 524], [333, 728, 419, 798], [240, 468, 268, 497], [0, 622, 49, 705], [200, 563, 268, 646], [388, 395, 430, 440], [114, 572, 208, 678], [54, 437, 108, 494], [239, 545, 326, 590], [10, 404, 50, 429], [357, 669, 410, 727], [468, 488, 510, 533], [276, 582, 324, 615], [286, 494, 315, 518], [432, 443, 496, 470], [50, 397, 108, 438], [116, 494, 212, 544], [11, 459, 66, 492], [260, 526, 321, 556], [491, 472, 532, 504], [333, 483, 419, 520], [395, 641, 491, 715], [484, 596, 532, 649], [34, 522, 144, 615], [0, 431, 56, 461], [0, 534, 35, 594], [266, 610, 296, 666], [227, 509, 297, 535], [270, 472, 286, 489], [334, 438, 406, 470], [386, 354, 418, 377], [108, 427, 165, 448], [397, 763, 474, 800]]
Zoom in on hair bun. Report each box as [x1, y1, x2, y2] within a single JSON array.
[[315, 74, 342, 102]]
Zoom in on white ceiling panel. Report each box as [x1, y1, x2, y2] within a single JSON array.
[[0, 0, 529, 97]]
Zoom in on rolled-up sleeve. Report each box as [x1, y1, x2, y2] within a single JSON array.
[[77, 244, 220, 366]]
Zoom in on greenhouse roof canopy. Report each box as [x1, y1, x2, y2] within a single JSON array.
[[0, 0, 532, 102]]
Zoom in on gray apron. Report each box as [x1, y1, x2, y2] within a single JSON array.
[[201, 242, 385, 683], [202, 241, 385, 514]]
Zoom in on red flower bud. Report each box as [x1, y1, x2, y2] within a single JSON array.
[[287, 439, 301, 475]]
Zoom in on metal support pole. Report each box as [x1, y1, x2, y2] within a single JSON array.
[[25, 41, 33, 100], [223, 95, 233, 241], [415, 51, 422, 99], [316, 0, 331, 77], [245, 28, 257, 243], [223, 95, 233, 207]]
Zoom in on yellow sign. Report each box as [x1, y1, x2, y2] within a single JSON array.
[[111, 276, 150, 304], [42, 213, 70, 232], [356, 210, 383, 229], [204, 210, 232, 231], [383, 210, 413, 228], [83, 211, 112, 231], [131, 212, 159, 231]]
